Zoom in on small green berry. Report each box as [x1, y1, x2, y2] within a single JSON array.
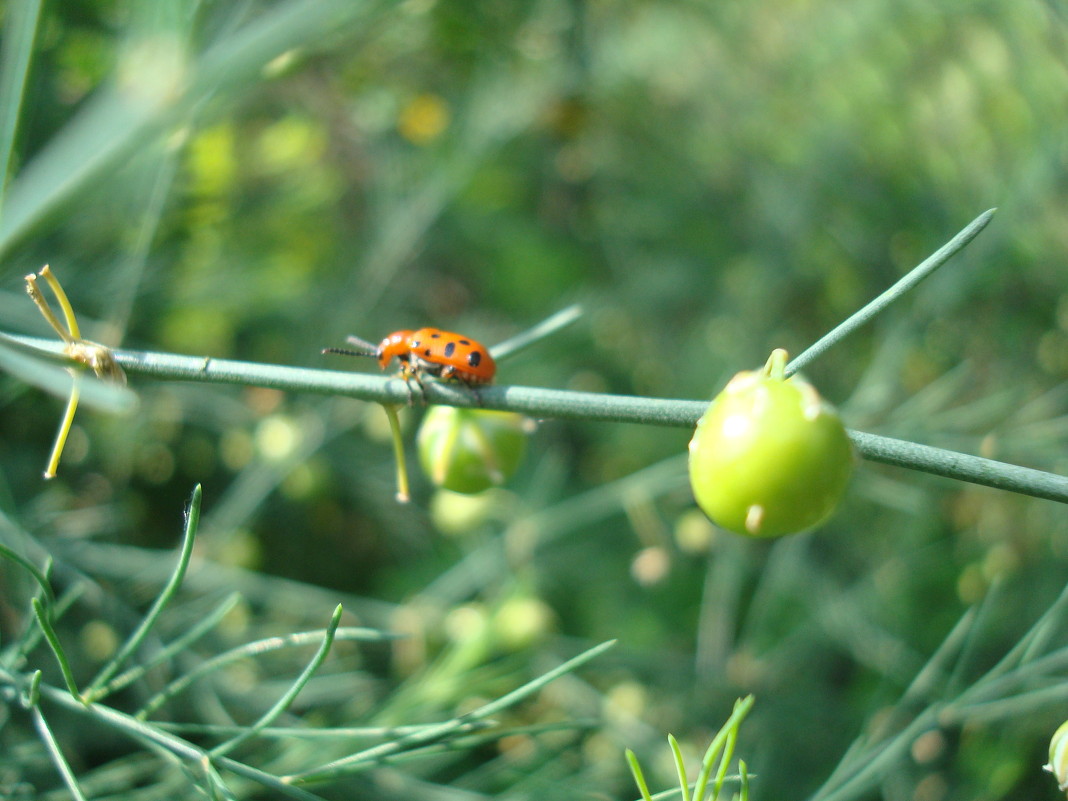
[[1046, 720, 1068, 792], [491, 593, 555, 651], [688, 349, 853, 537], [417, 406, 528, 494], [429, 488, 500, 536]]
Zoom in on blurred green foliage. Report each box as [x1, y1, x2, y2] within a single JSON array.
[[2, 0, 1068, 799]]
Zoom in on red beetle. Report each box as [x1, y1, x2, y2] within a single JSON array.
[[324, 327, 496, 399]]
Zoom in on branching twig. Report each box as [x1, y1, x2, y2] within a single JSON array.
[[5, 332, 1067, 505], [789, 209, 997, 376]]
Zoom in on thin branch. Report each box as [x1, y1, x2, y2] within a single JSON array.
[[5, 333, 1068, 505], [32, 704, 89, 801], [84, 485, 203, 700], [0, 543, 55, 607], [0, 0, 43, 214], [627, 749, 656, 801], [210, 604, 343, 758], [98, 592, 242, 699], [489, 303, 582, 361], [22, 676, 330, 801], [3, 583, 83, 666], [788, 209, 997, 376], [847, 430, 1068, 504], [32, 597, 84, 702], [136, 625, 397, 721], [668, 734, 692, 801], [156, 720, 497, 740], [693, 695, 754, 801], [289, 639, 617, 784]]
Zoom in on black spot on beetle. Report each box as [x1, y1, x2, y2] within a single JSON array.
[[468, 351, 482, 367], [444, 342, 456, 357], [459, 339, 470, 345], [423, 348, 432, 357], [430, 332, 441, 338]]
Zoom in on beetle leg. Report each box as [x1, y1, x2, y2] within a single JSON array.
[[400, 365, 428, 406], [470, 383, 485, 407]]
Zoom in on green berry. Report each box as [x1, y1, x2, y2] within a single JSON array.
[[1046, 720, 1068, 791], [688, 349, 853, 537], [417, 406, 528, 494]]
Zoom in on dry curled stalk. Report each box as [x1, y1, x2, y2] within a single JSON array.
[[24, 265, 125, 478]]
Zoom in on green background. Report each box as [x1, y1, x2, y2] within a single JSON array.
[[2, 1, 1068, 799]]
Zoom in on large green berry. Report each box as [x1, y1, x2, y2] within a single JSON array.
[[688, 349, 853, 537], [418, 406, 528, 494]]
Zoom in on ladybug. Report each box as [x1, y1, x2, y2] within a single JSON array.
[[324, 327, 496, 400]]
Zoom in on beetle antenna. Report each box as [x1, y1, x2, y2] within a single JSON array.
[[322, 334, 379, 359], [322, 347, 370, 358]]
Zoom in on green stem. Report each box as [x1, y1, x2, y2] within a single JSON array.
[[669, 734, 692, 801], [157, 719, 498, 740], [14, 673, 329, 801], [289, 639, 616, 784], [0, 543, 54, 607], [3, 583, 83, 666], [991, 575, 1068, 676], [381, 404, 411, 502], [210, 604, 343, 758], [24, 669, 42, 707], [763, 348, 788, 381], [9, 333, 1067, 505], [287, 719, 595, 773], [489, 303, 583, 361], [0, 0, 43, 214], [136, 625, 396, 720], [711, 727, 737, 800], [84, 485, 203, 701], [99, 592, 242, 698], [31, 597, 84, 702], [847, 430, 1068, 504], [627, 749, 656, 801], [692, 696, 754, 801], [32, 704, 89, 801], [787, 209, 996, 376], [810, 592, 1068, 801], [0, 334, 135, 412]]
